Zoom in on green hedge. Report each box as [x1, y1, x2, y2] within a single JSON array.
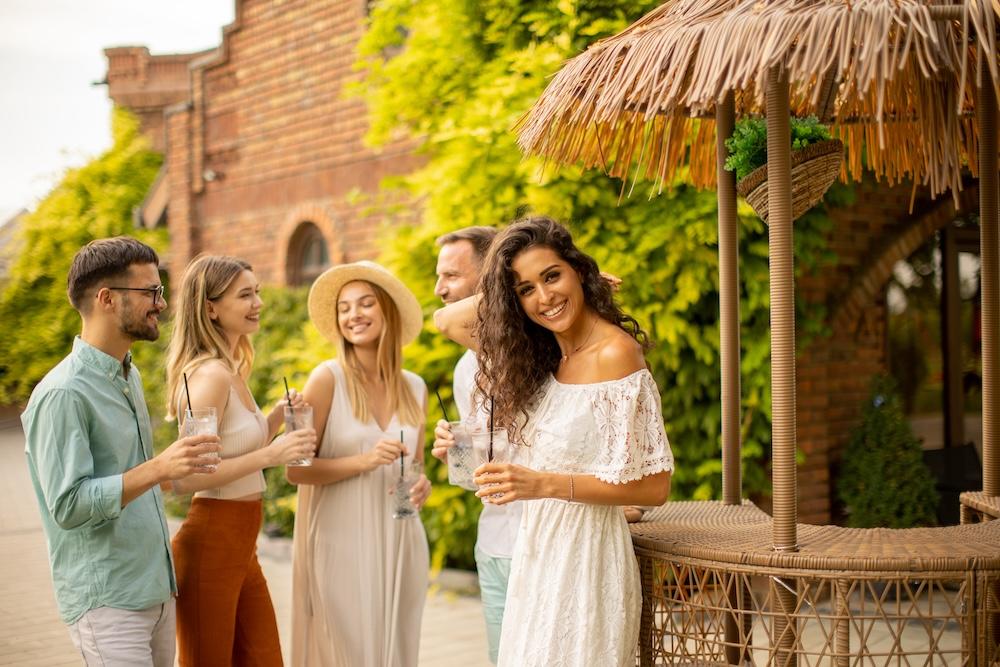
[[0, 108, 165, 404]]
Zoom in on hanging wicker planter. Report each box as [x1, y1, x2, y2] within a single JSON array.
[[735, 139, 844, 223]]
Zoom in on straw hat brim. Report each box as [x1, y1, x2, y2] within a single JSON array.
[[307, 261, 423, 346]]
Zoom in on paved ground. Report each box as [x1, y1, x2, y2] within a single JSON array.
[[0, 414, 490, 666]]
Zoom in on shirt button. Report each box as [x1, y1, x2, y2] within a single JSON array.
[[123, 388, 130, 395]]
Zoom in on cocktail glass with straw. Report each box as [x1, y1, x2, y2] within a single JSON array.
[[283, 377, 313, 467], [181, 372, 220, 472]]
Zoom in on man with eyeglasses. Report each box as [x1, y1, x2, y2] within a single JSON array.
[[21, 236, 220, 666]]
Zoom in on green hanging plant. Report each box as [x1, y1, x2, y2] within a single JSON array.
[[723, 116, 834, 181]]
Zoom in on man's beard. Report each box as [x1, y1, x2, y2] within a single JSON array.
[[119, 300, 160, 342], [443, 288, 475, 305]]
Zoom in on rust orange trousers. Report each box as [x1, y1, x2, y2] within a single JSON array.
[[173, 497, 283, 666]]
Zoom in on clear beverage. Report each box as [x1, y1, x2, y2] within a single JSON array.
[[446, 421, 477, 491], [284, 405, 314, 467], [182, 407, 219, 473], [391, 457, 423, 519], [472, 429, 509, 504]]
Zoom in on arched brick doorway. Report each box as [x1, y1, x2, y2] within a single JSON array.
[[286, 222, 330, 287], [276, 204, 344, 287], [795, 182, 980, 525]]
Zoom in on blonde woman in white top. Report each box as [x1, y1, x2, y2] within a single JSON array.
[[165, 255, 316, 666]]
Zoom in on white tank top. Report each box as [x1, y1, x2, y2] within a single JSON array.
[[193, 385, 269, 500]]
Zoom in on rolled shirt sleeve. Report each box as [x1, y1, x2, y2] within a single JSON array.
[[25, 389, 124, 530]]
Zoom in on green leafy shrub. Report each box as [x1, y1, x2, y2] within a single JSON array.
[[354, 0, 841, 570], [723, 116, 833, 181], [0, 108, 165, 404], [837, 376, 939, 528]]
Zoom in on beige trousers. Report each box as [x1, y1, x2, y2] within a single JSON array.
[[68, 598, 176, 666]]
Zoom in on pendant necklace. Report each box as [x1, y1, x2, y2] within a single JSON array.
[[561, 315, 600, 362]]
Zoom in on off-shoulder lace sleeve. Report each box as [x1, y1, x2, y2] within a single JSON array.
[[589, 370, 674, 484]]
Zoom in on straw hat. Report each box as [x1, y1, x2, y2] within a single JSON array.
[[308, 261, 423, 345]]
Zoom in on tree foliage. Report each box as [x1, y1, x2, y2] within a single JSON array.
[[353, 1, 837, 568], [0, 108, 165, 404]]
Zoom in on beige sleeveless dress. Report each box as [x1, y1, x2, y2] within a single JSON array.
[[291, 360, 429, 667]]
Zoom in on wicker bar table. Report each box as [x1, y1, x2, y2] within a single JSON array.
[[631, 501, 1000, 666]]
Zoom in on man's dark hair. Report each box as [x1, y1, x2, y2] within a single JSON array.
[[435, 226, 498, 263], [67, 236, 159, 312]]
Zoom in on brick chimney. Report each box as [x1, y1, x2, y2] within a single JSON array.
[[102, 46, 210, 152]]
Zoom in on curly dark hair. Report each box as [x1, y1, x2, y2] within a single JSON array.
[[475, 216, 649, 441]]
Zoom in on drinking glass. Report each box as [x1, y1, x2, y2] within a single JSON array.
[[472, 429, 510, 504], [391, 456, 424, 519], [446, 421, 477, 491], [284, 405, 314, 467], [182, 407, 219, 473]]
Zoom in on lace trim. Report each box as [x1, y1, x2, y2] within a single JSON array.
[[530, 369, 675, 483]]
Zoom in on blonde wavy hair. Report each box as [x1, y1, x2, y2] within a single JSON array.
[[334, 281, 422, 426], [166, 255, 255, 419]]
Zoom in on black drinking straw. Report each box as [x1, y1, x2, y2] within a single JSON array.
[[399, 429, 405, 477], [283, 377, 294, 416], [488, 396, 495, 462], [434, 388, 451, 422], [183, 372, 193, 414]]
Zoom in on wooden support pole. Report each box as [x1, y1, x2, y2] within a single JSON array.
[[767, 63, 799, 667], [717, 92, 743, 507]]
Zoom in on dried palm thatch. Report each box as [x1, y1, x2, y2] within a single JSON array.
[[516, 0, 1000, 200]]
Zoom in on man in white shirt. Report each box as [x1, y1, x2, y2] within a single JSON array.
[[430, 226, 518, 664]]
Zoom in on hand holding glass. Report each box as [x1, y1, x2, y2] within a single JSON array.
[[182, 407, 220, 473], [445, 421, 477, 490], [474, 431, 510, 504], [391, 457, 424, 519], [284, 405, 314, 467]]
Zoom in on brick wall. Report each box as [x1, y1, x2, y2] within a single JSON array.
[[106, 0, 421, 287], [796, 180, 979, 523], [186, 0, 421, 284], [104, 47, 209, 152]]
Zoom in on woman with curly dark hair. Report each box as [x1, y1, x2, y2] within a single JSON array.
[[435, 216, 673, 666]]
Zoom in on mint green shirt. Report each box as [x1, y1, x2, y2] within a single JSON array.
[[21, 337, 176, 624]]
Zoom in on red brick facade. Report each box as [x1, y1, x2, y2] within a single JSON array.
[[104, 1, 979, 525], [103, 47, 210, 153], [795, 181, 979, 522], [104, 0, 420, 286]]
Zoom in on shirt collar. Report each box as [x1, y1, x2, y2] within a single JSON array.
[[72, 336, 132, 380]]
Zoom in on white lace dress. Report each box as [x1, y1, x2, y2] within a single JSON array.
[[496, 369, 674, 667]]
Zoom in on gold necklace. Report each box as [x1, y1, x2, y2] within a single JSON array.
[[561, 315, 599, 362]]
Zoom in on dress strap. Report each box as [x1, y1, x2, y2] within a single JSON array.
[[323, 360, 350, 420]]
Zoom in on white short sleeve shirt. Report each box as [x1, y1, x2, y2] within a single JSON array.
[[454, 350, 522, 559]]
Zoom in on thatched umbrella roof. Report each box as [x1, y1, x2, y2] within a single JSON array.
[[517, 0, 999, 199], [516, 0, 1000, 577]]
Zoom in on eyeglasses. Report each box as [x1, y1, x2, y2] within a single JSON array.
[[108, 285, 166, 303]]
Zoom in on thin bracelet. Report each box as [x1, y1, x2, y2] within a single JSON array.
[[568, 474, 575, 502]]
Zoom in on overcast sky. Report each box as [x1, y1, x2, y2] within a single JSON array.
[[0, 0, 235, 220]]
